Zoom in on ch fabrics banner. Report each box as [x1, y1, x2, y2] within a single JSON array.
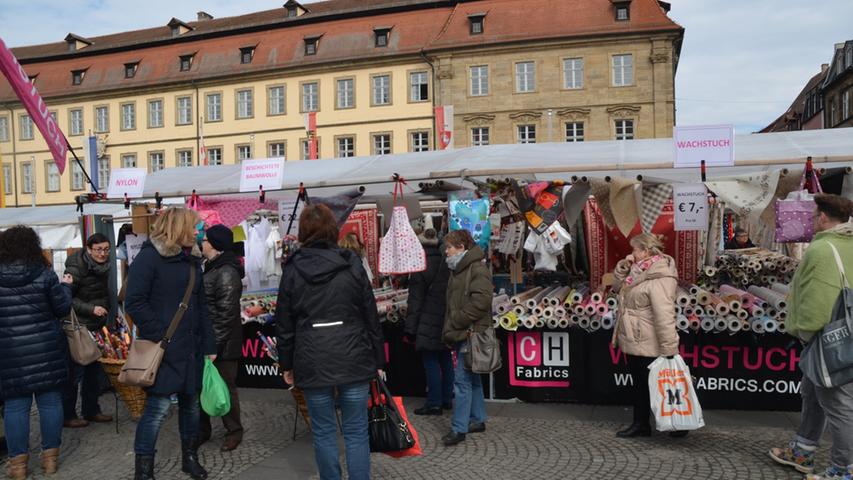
[[0, 37, 69, 173]]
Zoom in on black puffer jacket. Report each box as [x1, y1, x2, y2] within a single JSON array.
[[275, 241, 384, 389], [203, 251, 244, 361], [0, 262, 72, 399], [65, 249, 111, 330], [404, 245, 450, 351]]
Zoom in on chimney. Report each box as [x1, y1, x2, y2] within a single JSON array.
[[197, 11, 214, 21], [836, 42, 846, 51], [821, 63, 830, 73]]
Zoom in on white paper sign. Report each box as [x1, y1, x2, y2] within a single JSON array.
[[673, 125, 735, 168], [278, 197, 305, 238], [239, 158, 285, 193], [673, 183, 709, 231], [106, 168, 147, 198], [124, 234, 147, 265]]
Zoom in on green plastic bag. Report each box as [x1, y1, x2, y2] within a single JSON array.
[[201, 358, 231, 417]]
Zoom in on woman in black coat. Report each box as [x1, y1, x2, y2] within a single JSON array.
[[0, 226, 72, 479], [275, 204, 384, 480], [125, 208, 216, 480], [404, 220, 454, 415]]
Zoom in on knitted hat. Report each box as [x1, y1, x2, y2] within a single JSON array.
[[205, 224, 233, 252]]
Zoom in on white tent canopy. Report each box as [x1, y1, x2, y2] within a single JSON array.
[[0, 203, 129, 249], [143, 129, 853, 199]]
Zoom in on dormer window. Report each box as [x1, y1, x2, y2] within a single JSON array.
[[71, 69, 86, 86], [168, 18, 193, 38], [240, 47, 255, 64], [124, 62, 138, 78], [468, 14, 485, 35], [613, 1, 631, 21], [284, 0, 308, 18], [65, 33, 93, 52], [374, 28, 390, 48], [287, 6, 298, 18], [180, 54, 194, 72], [304, 36, 321, 56]]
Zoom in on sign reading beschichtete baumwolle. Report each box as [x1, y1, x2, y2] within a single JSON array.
[[673, 125, 735, 168], [239, 158, 285, 193]]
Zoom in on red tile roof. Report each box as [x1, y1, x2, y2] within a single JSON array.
[[1, 0, 682, 103], [760, 68, 828, 133]]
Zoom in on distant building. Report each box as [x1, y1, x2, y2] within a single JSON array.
[[760, 66, 828, 133]]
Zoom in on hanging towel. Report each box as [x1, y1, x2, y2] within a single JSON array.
[[705, 170, 781, 225], [378, 206, 426, 275], [641, 183, 673, 234], [609, 177, 641, 237], [589, 178, 616, 229]]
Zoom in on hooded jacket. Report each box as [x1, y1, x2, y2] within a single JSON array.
[[442, 246, 493, 344], [65, 249, 112, 331], [612, 254, 679, 358], [787, 221, 853, 341], [125, 238, 216, 396], [404, 245, 450, 351], [203, 250, 244, 360], [0, 262, 72, 399], [275, 241, 384, 389]]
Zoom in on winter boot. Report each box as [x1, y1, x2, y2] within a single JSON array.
[[134, 454, 156, 480], [40, 448, 60, 474], [4, 454, 28, 480], [181, 439, 208, 480]]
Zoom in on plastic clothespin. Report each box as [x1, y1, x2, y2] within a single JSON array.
[[190, 189, 197, 208], [259, 185, 266, 204], [155, 192, 163, 210], [124, 193, 131, 209], [76, 195, 84, 214]]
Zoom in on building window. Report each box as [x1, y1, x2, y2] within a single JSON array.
[[844, 90, 850, 120], [177, 150, 193, 167], [179, 55, 193, 72], [831, 100, 837, 126], [336, 78, 354, 109], [176, 96, 193, 125], [268, 142, 286, 158], [287, 5, 298, 18], [71, 69, 85, 85], [615, 119, 634, 140], [470, 65, 489, 96], [409, 71, 429, 102], [237, 145, 252, 161], [0, 117, 8, 142], [469, 15, 484, 35], [336, 137, 355, 158], [236, 89, 254, 118], [121, 154, 137, 168], [3, 164, 12, 194], [613, 54, 634, 87], [374, 29, 389, 48], [207, 148, 222, 165], [615, 3, 630, 21], [205, 93, 221, 122], [563, 58, 584, 89], [143, 100, 162, 129], [240, 47, 254, 64], [69, 109, 84, 135], [149, 152, 165, 172], [124, 62, 138, 78], [95, 106, 109, 133], [121, 103, 136, 130], [21, 162, 33, 194], [372, 74, 391, 106], [410, 131, 429, 152], [305, 38, 318, 56], [20, 114, 34, 140], [566, 122, 584, 142], [98, 158, 110, 190], [515, 61, 535, 93], [301, 140, 311, 160], [69, 161, 84, 190], [268, 86, 285, 115], [372, 134, 391, 155], [302, 82, 319, 112], [46, 162, 60, 192], [517, 125, 536, 144], [471, 127, 490, 146]]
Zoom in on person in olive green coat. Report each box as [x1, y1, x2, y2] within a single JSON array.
[[441, 229, 492, 446]]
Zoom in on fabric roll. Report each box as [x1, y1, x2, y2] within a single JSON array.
[[705, 170, 782, 225], [562, 183, 592, 227], [677, 315, 690, 331], [600, 312, 615, 330], [609, 177, 641, 237], [589, 178, 616, 229], [640, 183, 673, 234], [700, 317, 715, 332]]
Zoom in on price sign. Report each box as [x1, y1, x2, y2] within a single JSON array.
[[278, 196, 305, 238], [673, 183, 709, 231]]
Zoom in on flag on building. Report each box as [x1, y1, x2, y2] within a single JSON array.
[[0, 151, 5, 208], [304, 112, 318, 159], [199, 119, 208, 165], [85, 135, 98, 192]]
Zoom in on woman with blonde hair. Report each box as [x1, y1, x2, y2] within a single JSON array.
[[126, 207, 216, 480], [611, 232, 681, 438]]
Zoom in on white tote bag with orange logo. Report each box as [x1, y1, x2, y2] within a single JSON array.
[[647, 354, 705, 432]]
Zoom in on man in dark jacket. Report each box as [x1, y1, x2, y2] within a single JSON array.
[[405, 220, 454, 415], [63, 233, 113, 428], [199, 225, 244, 451]]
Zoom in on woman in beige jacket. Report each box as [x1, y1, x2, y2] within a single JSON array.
[[611, 233, 681, 438]]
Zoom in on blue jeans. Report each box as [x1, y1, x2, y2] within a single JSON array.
[[303, 382, 370, 480], [422, 350, 454, 408], [3, 390, 63, 457], [63, 359, 104, 419], [134, 393, 200, 456], [452, 341, 487, 434]]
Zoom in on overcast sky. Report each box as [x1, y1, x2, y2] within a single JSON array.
[[1, 0, 851, 134]]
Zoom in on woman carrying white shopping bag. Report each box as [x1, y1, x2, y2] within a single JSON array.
[[611, 233, 691, 438]]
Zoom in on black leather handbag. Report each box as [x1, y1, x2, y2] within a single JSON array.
[[367, 377, 415, 452]]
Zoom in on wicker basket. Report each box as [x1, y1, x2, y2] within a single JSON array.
[[98, 357, 147, 420], [290, 387, 311, 431]]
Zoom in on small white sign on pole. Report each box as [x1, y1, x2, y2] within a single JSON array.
[[106, 168, 147, 199], [239, 158, 285, 193], [673, 125, 735, 168], [673, 183, 709, 231], [124, 234, 148, 265], [278, 196, 305, 238]]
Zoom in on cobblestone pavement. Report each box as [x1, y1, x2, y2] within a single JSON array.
[[10, 390, 821, 479]]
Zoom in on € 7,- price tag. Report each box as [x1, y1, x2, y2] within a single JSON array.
[[672, 183, 709, 231]]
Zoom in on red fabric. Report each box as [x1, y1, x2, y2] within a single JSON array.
[[189, 196, 265, 228], [340, 209, 379, 282], [384, 397, 422, 458], [584, 199, 698, 289]]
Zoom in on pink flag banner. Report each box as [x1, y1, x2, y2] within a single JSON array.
[[0, 37, 69, 173]]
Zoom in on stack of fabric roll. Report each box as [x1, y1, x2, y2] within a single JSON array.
[[674, 282, 789, 334], [704, 250, 798, 289], [375, 287, 408, 323], [491, 283, 616, 333]]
